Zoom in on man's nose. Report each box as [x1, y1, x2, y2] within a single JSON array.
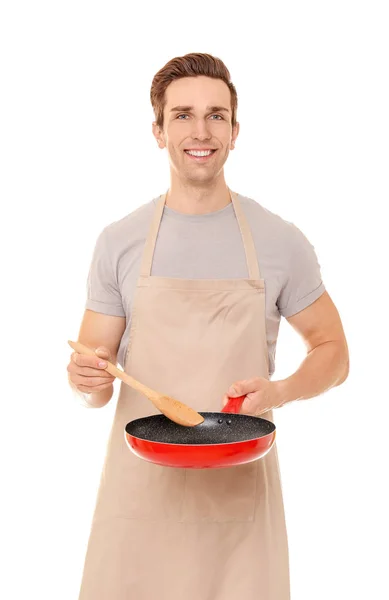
[[190, 118, 212, 141]]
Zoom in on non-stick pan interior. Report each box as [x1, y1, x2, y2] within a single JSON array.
[[125, 412, 275, 445]]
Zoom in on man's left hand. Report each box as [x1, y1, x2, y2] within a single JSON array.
[[222, 378, 283, 416]]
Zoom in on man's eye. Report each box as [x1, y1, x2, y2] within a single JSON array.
[[176, 114, 223, 120]]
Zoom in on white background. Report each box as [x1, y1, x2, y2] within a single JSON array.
[[1, 1, 388, 598]]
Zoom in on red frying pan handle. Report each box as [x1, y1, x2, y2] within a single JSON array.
[[221, 395, 246, 414]]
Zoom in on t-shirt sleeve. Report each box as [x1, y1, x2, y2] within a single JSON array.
[[85, 227, 126, 317], [277, 225, 326, 318]]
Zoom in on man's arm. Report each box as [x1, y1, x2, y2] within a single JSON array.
[[274, 291, 349, 405], [67, 309, 126, 408], [224, 291, 349, 414]]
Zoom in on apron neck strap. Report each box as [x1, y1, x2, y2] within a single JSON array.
[[140, 189, 261, 279], [230, 190, 261, 279], [139, 193, 166, 278]]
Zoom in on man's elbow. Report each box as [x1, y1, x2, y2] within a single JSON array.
[[335, 345, 350, 387]]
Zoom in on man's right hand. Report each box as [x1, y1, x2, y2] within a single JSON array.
[[67, 346, 116, 395]]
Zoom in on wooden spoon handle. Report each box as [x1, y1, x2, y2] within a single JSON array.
[[68, 340, 158, 400], [68, 340, 204, 427]]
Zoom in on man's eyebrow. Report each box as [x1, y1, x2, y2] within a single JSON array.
[[207, 106, 230, 113], [170, 106, 193, 113], [170, 105, 230, 113]]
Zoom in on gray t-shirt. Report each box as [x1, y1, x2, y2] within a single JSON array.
[[86, 193, 325, 376]]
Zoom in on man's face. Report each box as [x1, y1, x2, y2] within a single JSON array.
[[153, 76, 239, 185]]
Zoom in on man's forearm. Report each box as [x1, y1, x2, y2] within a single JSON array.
[[274, 341, 349, 406]]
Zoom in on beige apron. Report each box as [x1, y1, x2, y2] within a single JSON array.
[[79, 191, 290, 600]]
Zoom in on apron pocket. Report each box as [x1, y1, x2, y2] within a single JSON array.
[[107, 456, 187, 521], [181, 462, 258, 523]]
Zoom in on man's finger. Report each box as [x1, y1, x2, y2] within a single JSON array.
[[72, 352, 108, 369], [77, 381, 114, 394], [68, 364, 113, 378], [227, 378, 260, 397], [72, 375, 115, 388]]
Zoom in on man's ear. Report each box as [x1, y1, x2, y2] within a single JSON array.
[[230, 122, 240, 150], [152, 122, 166, 149]]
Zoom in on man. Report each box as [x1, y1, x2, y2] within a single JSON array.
[[67, 53, 349, 600]]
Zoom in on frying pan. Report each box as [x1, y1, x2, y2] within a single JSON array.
[[125, 396, 276, 469]]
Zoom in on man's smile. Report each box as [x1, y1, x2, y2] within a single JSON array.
[[184, 149, 218, 162]]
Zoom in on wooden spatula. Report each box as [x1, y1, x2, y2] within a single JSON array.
[[68, 340, 204, 427]]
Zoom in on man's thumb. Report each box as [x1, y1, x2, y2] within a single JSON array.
[[95, 347, 110, 360], [227, 379, 252, 397], [227, 384, 241, 397]]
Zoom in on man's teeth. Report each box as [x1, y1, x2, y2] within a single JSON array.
[[186, 150, 214, 157]]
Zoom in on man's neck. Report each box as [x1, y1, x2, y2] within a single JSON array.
[[165, 175, 231, 215]]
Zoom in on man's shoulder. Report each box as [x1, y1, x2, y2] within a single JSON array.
[[92, 197, 158, 259], [238, 193, 318, 264], [238, 193, 298, 237], [103, 198, 156, 238]]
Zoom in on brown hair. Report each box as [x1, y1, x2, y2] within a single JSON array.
[[150, 53, 238, 129]]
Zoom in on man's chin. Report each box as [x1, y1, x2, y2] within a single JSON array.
[[179, 165, 224, 184], [184, 173, 218, 186]]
